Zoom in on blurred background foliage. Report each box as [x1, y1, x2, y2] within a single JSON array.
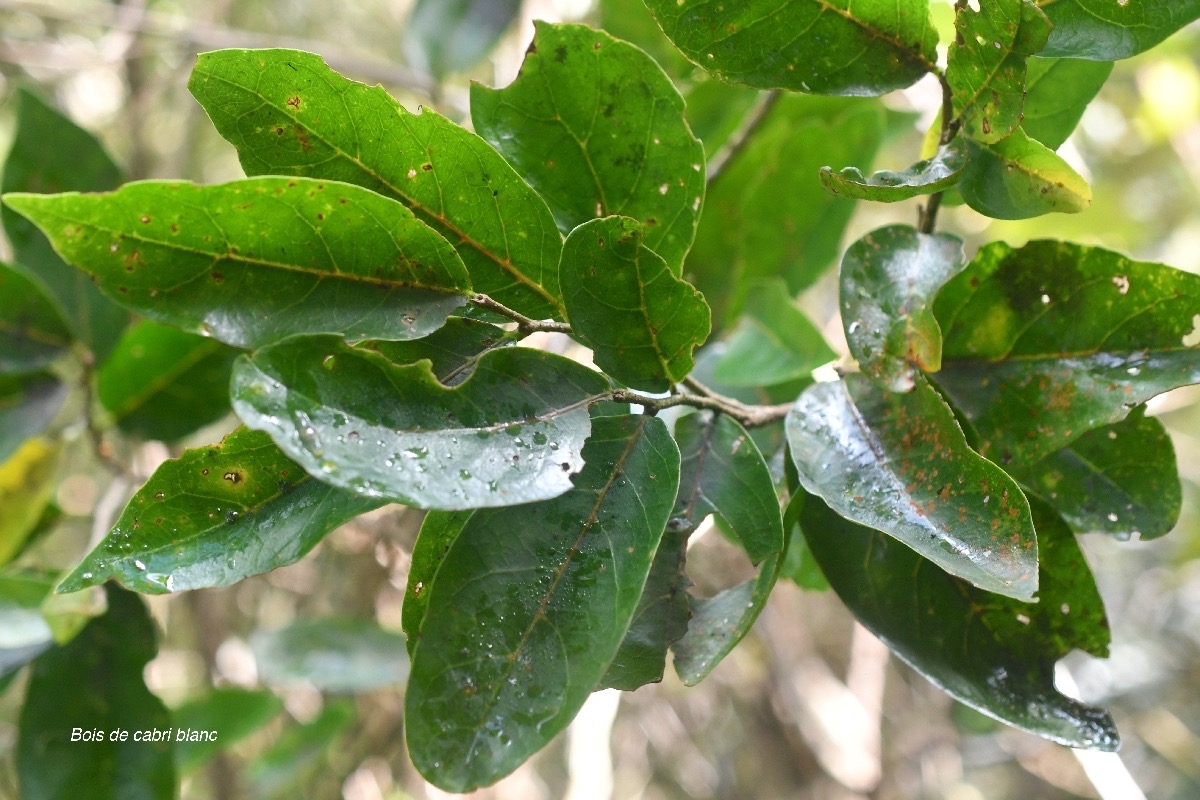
[[0, 0, 1198, 798]]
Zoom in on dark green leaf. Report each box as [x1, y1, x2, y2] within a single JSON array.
[[1022, 58, 1113, 150], [0, 261, 72, 375], [0, 571, 55, 679], [231, 338, 611, 509], [802, 494, 1119, 750], [786, 374, 1038, 600], [934, 240, 1200, 463], [173, 688, 282, 774], [189, 49, 563, 319], [1037, 0, 1200, 60], [948, 0, 1051, 144], [820, 138, 967, 202], [0, 438, 61, 568], [246, 702, 355, 799], [959, 129, 1092, 219], [840, 226, 966, 392], [3, 177, 472, 349], [18, 586, 175, 800], [1, 87, 129, 362], [97, 321, 239, 442], [712, 278, 834, 388], [0, 373, 68, 464], [251, 618, 408, 691], [403, 510, 473, 657], [471, 22, 706, 272], [1011, 407, 1180, 541], [360, 318, 520, 387], [406, 414, 679, 792], [57, 427, 380, 595], [402, 0, 522, 78], [642, 0, 938, 95], [561, 217, 711, 392]]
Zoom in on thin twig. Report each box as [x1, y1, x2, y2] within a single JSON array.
[[469, 294, 572, 334], [706, 89, 782, 184], [611, 387, 793, 429], [79, 354, 126, 476], [918, 69, 958, 235]]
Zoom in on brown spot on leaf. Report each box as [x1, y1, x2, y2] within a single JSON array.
[[223, 471, 242, 484], [286, 95, 301, 109]]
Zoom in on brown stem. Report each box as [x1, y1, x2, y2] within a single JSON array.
[[611, 386, 793, 429], [469, 294, 572, 335], [919, 69, 959, 235]]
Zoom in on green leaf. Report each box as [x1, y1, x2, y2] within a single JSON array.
[[1011, 407, 1180, 541], [251, 618, 408, 691], [1037, 0, 1200, 60], [948, 0, 1051, 144], [840, 226, 966, 392], [786, 374, 1038, 600], [3, 177, 473, 349], [600, 0, 697, 79], [403, 510, 473, 657], [173, 688, 282, 774], [245, 701, 355, 799], [802, 494, 1119, 750], [0, 438, 61, 568], [712, 278, 834, 388], [97, 321, 239, 442], [642, 0, 938, 95], [0, 571, 56, 679], [189, 49, 563, 319], [0, 373, 68, 464], [18, 586, 175, 800], [470, 22, 706, 272], [934, 240, 1200, 463], [57, 427, 380, 595], [1, 87, 129, 362], [231, 338, 611, 509], [405, 414, 679, 792], [0, 261, 72, 375], [360, 318, 521, 387], [820, 138, 967, 202], [402, 0, 522, 78], [1021, 58, 1113, 150], [561, 217, 711, 392], [959, 129, 1092, 219]]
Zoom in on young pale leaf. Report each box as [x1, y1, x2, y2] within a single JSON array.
[[959, 129, 1091, 219], [0, 438, 61, 569], [786, 374, 1038, 600], [1037, 0, 1200, 60], [18, 586, 175, 800], [403, 510, 473, 657], [189, 49, 562, 320], [642, 0, 938, 95], [1, 88, 129, 362], [251, 618, 408, 692], [1011, 407, 1180, 541], [948, 0, 1051, 144], [840, 226, 966, 392], [57, 427, 381, 595], [402, 0, 522, 78], [820, 139, 967, 202], [934, 240, 1200, 464], [173, 688, 282, 774], [803, 494, 1118, 750], [361, 318, 520, 387], [405, 414, 679, 792], [3, 178, 472, 349], [561, 217, 711, 392], [0, 262, 72, 375], [0, 374, 68, 465], [471, 22, 705, 272], [97, 321, 238, 442], [1022, 58, 1113, 150], [231, 339, 611, 509]]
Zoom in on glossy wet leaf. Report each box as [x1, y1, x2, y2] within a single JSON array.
[[251, 618, 408, 692], [173, 688, 282, 774], [561, 217, 711, 392], [0, 373, 68, 464], [934, 240, 1200, 464], [0, 438, 61, 568], [0, 261, 72, 375], [361, 318, 520, 387], [1037, 0, 1200, 60], [402, 0, 522, 78], [403, 510, 473, 657], [786, 374, 1038, 600], [712, 278, 834, 388], [959, 129, 1092, 219], [840, 226, 966, 392], [1, 87, 129, 362], [642, 0, 938, 95], [820, 139, 967, 202], [471, 22, 705, 272], [245, 701, 355, 799], [802, 494, 1119, 750], [948, 0, 1051, 144], [0, 571, 55, 679], [189, 49, 563, 319], [57, 427, 380, 595], [97, 321, 239, 442], [405, 414, 679, 792], [18, 586, 175, 800], [1021, 58, 1113, 150], [232, 338, 611, 509], [3, 177, 472, 349], [1011, 407, 1180, 541]]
